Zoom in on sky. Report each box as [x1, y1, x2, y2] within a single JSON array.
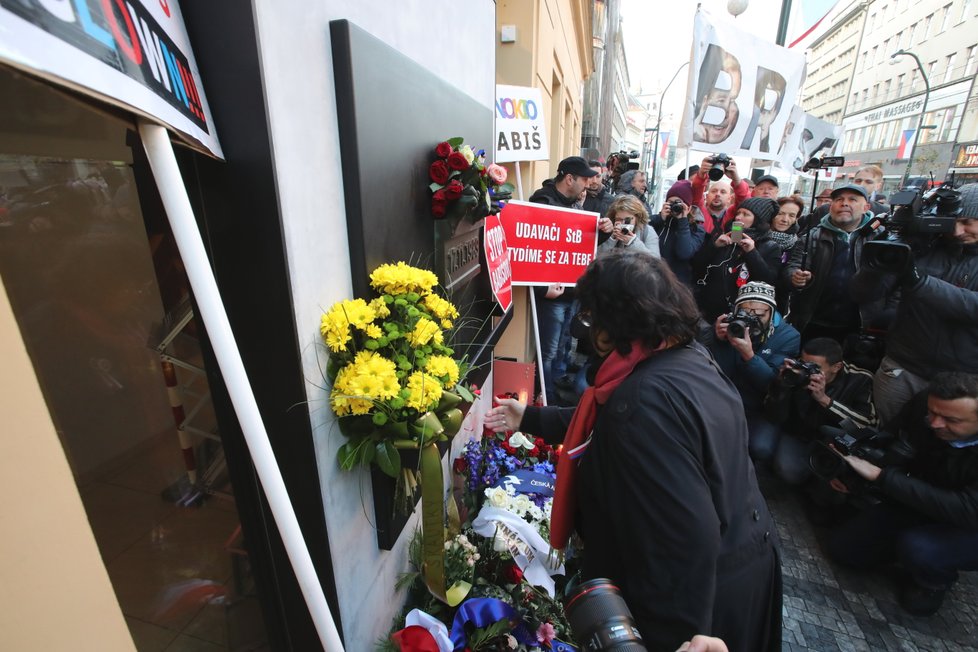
[[620, 0, 839, 166]]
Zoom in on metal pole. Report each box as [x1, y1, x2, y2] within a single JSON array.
[[892, 50, 931, 188], [651, 62, 690, 190], [138, 121, 345, 652], [775, 0, 793, 46]]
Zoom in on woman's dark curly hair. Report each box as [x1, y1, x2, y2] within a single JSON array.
[[575, 249, 700, 354]]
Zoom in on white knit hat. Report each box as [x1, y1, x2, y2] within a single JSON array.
[[735, 281, 777, 311]]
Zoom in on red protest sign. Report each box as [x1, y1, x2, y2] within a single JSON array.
[[484, 214, 513, 312], [498, 201, 599, 286]]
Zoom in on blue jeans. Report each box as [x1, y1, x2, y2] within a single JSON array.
[[536, 298, 575, 404], [827, 501, 978, 588]]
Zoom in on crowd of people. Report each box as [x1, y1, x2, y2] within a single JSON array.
[[487, 153, 978, 650]]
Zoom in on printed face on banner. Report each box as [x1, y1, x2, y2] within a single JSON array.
[[498, 201, 598, 286], [680, 10, 807, 164], [777, 106, 844, 179]]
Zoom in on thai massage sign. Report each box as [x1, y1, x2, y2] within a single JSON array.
[[0, 0, 221, 157], [498, 201, 599, 286], [494, 84, 549, 163], [484, 213, 513, 313]]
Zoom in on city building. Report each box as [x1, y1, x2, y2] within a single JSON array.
[[799, 0, 866, 127]]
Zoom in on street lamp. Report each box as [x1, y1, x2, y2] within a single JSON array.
[[890, 49, 931, 188], [650, 61, 689, 194]]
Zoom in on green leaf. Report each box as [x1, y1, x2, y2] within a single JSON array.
[[429, 182, 444, 192], [360, 441, 376, 465], [446, 137, 464, 147], [337, 443, 359, 471], [375, 440, 400, 478], [455, 384, 475, 403]]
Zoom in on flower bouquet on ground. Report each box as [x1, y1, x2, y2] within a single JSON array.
[[384, 429, 579, 651], [429, 137, 514, 220]]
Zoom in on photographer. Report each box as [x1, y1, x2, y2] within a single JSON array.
[[597, 195, 660, 257], [850, 183, 978, 425], [760, 338, 877, 485], [707, 283, 800, 456], [691, 155, 749, 235], [650, 180, 706, 286], [826, 372, 978, 616]]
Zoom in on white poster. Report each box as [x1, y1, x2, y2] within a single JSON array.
[[494, 84, 549, 163], [679, 10, 807, 164], [0, 0, 222, 158], [777, 106, 845, 179]]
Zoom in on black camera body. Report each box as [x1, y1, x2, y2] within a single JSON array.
[[608, 150, 640, 176], [723, 309, 764, 339], [782, 358, 821, 388], [668, 200, 684, 216], [708, 153, 731, 181], [809, 420, 915, 483]]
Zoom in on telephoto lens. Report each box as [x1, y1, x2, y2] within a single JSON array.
[[564, 579, 646, 650]]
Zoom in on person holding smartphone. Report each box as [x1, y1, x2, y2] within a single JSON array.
[[692, 197, 782, 322], [597, 194, 660, 257]]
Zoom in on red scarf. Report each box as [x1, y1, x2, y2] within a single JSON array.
[[549, 340, 662, 552]]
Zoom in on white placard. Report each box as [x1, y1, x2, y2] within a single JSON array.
[[494, 84, 549, 163], [777, 106, 845, 179]]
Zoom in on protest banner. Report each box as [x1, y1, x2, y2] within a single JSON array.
[[495, 85, 549, 164], [497, 201, 599, 286], [777, 106, 845, 179], [484, 213, 513, 313], [678, 9, 806, 165]]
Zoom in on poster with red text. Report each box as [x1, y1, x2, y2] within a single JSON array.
[[484, 214, 513, 312], [498, 201, 599, 286]]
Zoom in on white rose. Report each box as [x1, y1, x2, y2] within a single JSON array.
[[511, 494, 532, 516], [508, 432, 535, 450], [486, 486, 510, 508], [493, 532, 509, 552]]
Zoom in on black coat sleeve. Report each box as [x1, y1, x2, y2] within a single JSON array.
[[519, 405, 575, 445]]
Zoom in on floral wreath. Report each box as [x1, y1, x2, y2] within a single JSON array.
[[429, 137, 513, 220]]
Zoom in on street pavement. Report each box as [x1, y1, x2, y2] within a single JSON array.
[[765, 483, 978, 651]]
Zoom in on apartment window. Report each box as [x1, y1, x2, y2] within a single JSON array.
[[940, 4, 953, 32], [872, 83, 880, 100], [896, 73, 906, 95], [907, 24, 917, 48], [869, 13, 876, 31], [871, 46, 879, 67], [928, 60, 938, 78], [910, 69, 919, 93], [860, 51, 868, 72], [922, 15, 933, 41], [966, 45, 978, 76], [944, 53, 957, 82], [940, 106, 957, 141], [883, 79, 892, 101], [961, 0, 973, 23], [883, 39, 891, 60]]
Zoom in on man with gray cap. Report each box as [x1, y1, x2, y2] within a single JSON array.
[[851, 183, 978, 424], [783, 183, 883, 343]]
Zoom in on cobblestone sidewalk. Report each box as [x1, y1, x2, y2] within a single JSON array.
[[765, 487, 978, 651]]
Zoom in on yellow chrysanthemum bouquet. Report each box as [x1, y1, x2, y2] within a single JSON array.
[[322, 262, 472, 481]]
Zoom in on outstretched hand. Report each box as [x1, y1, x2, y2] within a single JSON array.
[[483, 397, 527, 433]]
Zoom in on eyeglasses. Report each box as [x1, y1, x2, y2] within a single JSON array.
[[740, 306, 771, 317]]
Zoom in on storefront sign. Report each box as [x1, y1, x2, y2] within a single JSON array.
[[484, 213, 513, 313], [495, 85, 549, 163], [843, 80, 971, 132], [0, 0, 221, 158], [953, 142, 978, 169], [498, 201, 598, 286]]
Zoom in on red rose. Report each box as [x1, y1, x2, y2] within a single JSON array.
[[453, 457, 467, 473], [534, 437, 545, 448], [435, 141, 453, 158], [429, 160, 450, 185], [447, 151, 470, 171], [503, 442, 517, 455], [502, 562, 524, 584], [529, 446, 539, 458], [432, 200, 447, 218], [444, 179, 464, 201]]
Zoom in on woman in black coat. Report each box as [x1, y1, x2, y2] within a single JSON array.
[[487, 251, 782, 652], [692, 197, 782, 323]]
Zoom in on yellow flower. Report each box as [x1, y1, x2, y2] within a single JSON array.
[[330, 351, 400, 416], [423, 293, 459, 321], [365, 324, 382, 339], [425, 355, 460, 388], [320, 298, 377, 352], [407, 317, 442, 347], [441, 319, 453, 329], [369, 262, 439, 296], [369, 297, 390, 319], [405, 371, 443, 411]]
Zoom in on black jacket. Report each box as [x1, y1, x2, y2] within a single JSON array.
[[525, 344, 782, 651], [582, 187, 614, 217], [765, 362, 877, 438], [851, 241, 978, 378], [876, 392, 978, 530], [528, 179, 576, 207], [781, 214, 883, 332], [651, 214, 707, 286]]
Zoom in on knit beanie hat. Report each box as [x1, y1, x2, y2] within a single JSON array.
[[667, 180, 694, 206], [735, 281, 777, 311], [738, 197, 779, 229], [960, 183, 978, 219]]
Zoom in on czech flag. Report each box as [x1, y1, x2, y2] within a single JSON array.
[[659, 131, 671, 160], [897, 129, 915, 159]]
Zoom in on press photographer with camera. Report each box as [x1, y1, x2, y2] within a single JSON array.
[[708, 283, 800, 456], [759, 338, 877, 485], [825, 372, 978, 616], [597, 195, 660, 257], [691, 154, 748, 235], [650, 180, 706, 286], [850, 183, 978, 425], [782, 184, 884, 344]]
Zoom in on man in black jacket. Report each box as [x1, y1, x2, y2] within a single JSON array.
[[850, 183, 978, 424], [826, 372, 978, 616], [762, 338, 877, 485]]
